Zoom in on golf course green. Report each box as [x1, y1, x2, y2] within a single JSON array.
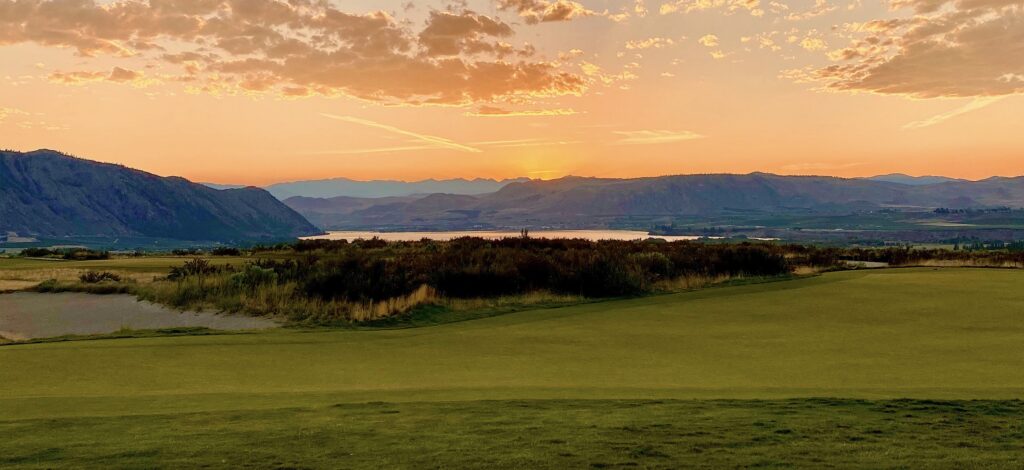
[[3, 268, 1024, 467]]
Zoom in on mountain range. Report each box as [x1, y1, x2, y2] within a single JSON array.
[[207, 173, 970, 202], [284, 173, 1024, 231], [1, 150, 319, 242], [5, 149, 1020, 240], [206, 177, 530, 200]]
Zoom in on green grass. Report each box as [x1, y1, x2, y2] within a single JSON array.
[[3, 399, 1023, 469], [3, 268, 1024, 467]]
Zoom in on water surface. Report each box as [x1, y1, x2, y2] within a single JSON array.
[[0, 292, 277, 341]]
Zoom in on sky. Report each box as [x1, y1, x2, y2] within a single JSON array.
[[0, 0, 1022, 185]]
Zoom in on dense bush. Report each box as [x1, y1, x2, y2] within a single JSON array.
[[20, 247, 109, 260], [79, 271, 122, 283], [168, 258, 220, 280], [211, 247, 242, 256]]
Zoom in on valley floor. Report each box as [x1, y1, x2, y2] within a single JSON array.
[[3, 268, 1024, 467]]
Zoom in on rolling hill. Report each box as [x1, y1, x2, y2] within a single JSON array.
[[0, 150, 320, 242]]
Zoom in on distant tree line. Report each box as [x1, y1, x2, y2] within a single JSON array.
[[934, 207, 1016, 214], [20, 247, 109, 260]]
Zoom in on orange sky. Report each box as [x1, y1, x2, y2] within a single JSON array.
[[1, 0, 1022, 185]]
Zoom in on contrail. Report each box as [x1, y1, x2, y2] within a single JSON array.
[[321, 113, 481, 153]]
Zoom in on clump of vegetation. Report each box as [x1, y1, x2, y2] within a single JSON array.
[[129, 238, 794, 324], [36, 277, 132, 295], [20, 247, 110, 260], [211, 247, 242, 256], [787, 245, 1024, 268], [79, 271, 122, 283]]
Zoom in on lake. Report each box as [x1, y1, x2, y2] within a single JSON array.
[[0, 292, 278, 341], [302, 230, 710, 242]]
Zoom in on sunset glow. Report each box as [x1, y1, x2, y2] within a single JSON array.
[[1, 0, 1021, 184]]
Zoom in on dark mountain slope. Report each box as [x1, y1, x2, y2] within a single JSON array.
[[0, 150, 319, 241]]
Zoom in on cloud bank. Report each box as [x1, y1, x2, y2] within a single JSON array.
[[0, 0, 587, 104], [809, 0, 1024, 97]]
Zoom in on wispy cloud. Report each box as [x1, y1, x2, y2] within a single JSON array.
[[321, 114, 481, 153], [614, 130, 704, 145], [471, 138, 584, 148], [309, 145, 441, 156], [903, 97, 1004, 130], [465, 106, 579, 117], [0, 107, 27, 122]]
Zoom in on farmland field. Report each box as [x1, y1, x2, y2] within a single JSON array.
[[3, 268, 1024, 467]]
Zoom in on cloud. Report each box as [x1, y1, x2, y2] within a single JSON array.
[[579, 61, 639, 87], [786, 0, 837, 20], [417, 11, 516, 56], [0, 107, 64, 130], [309, 145, 441, 156], [321, 114, 481, 153], [48, 66, 157, 87], [800, 37, 828, 51], [465, 105, 579, 117], [903, 96, 1004, 129], [496, 0, 597, 24], [47, 71, 107, 85], [471, 138, 584, 147], [614, 129, 705, 144], [801, 0, 1024, 98], [625, 37, 676, 49], [0, 0, 586, 105], [0, 107, 27, 121], [659, 0, 764, 16], [699, 34, 720, 47]]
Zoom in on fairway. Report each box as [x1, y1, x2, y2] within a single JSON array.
[[3, 268, 1024, 467], [0, 256, 245, 273]]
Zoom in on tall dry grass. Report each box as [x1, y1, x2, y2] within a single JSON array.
[[653, 273, 739, 292], [133, 275, 442, 323]]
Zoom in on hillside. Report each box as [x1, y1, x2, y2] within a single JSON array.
[[284, 173, 1024, 230], [0, 150, 320, 242]]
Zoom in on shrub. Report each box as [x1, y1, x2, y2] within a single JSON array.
[[79, 271, 122, 283], [168, 258, 220, 281], [230, 265, 278, 291], [63, 249, 110, 261]]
